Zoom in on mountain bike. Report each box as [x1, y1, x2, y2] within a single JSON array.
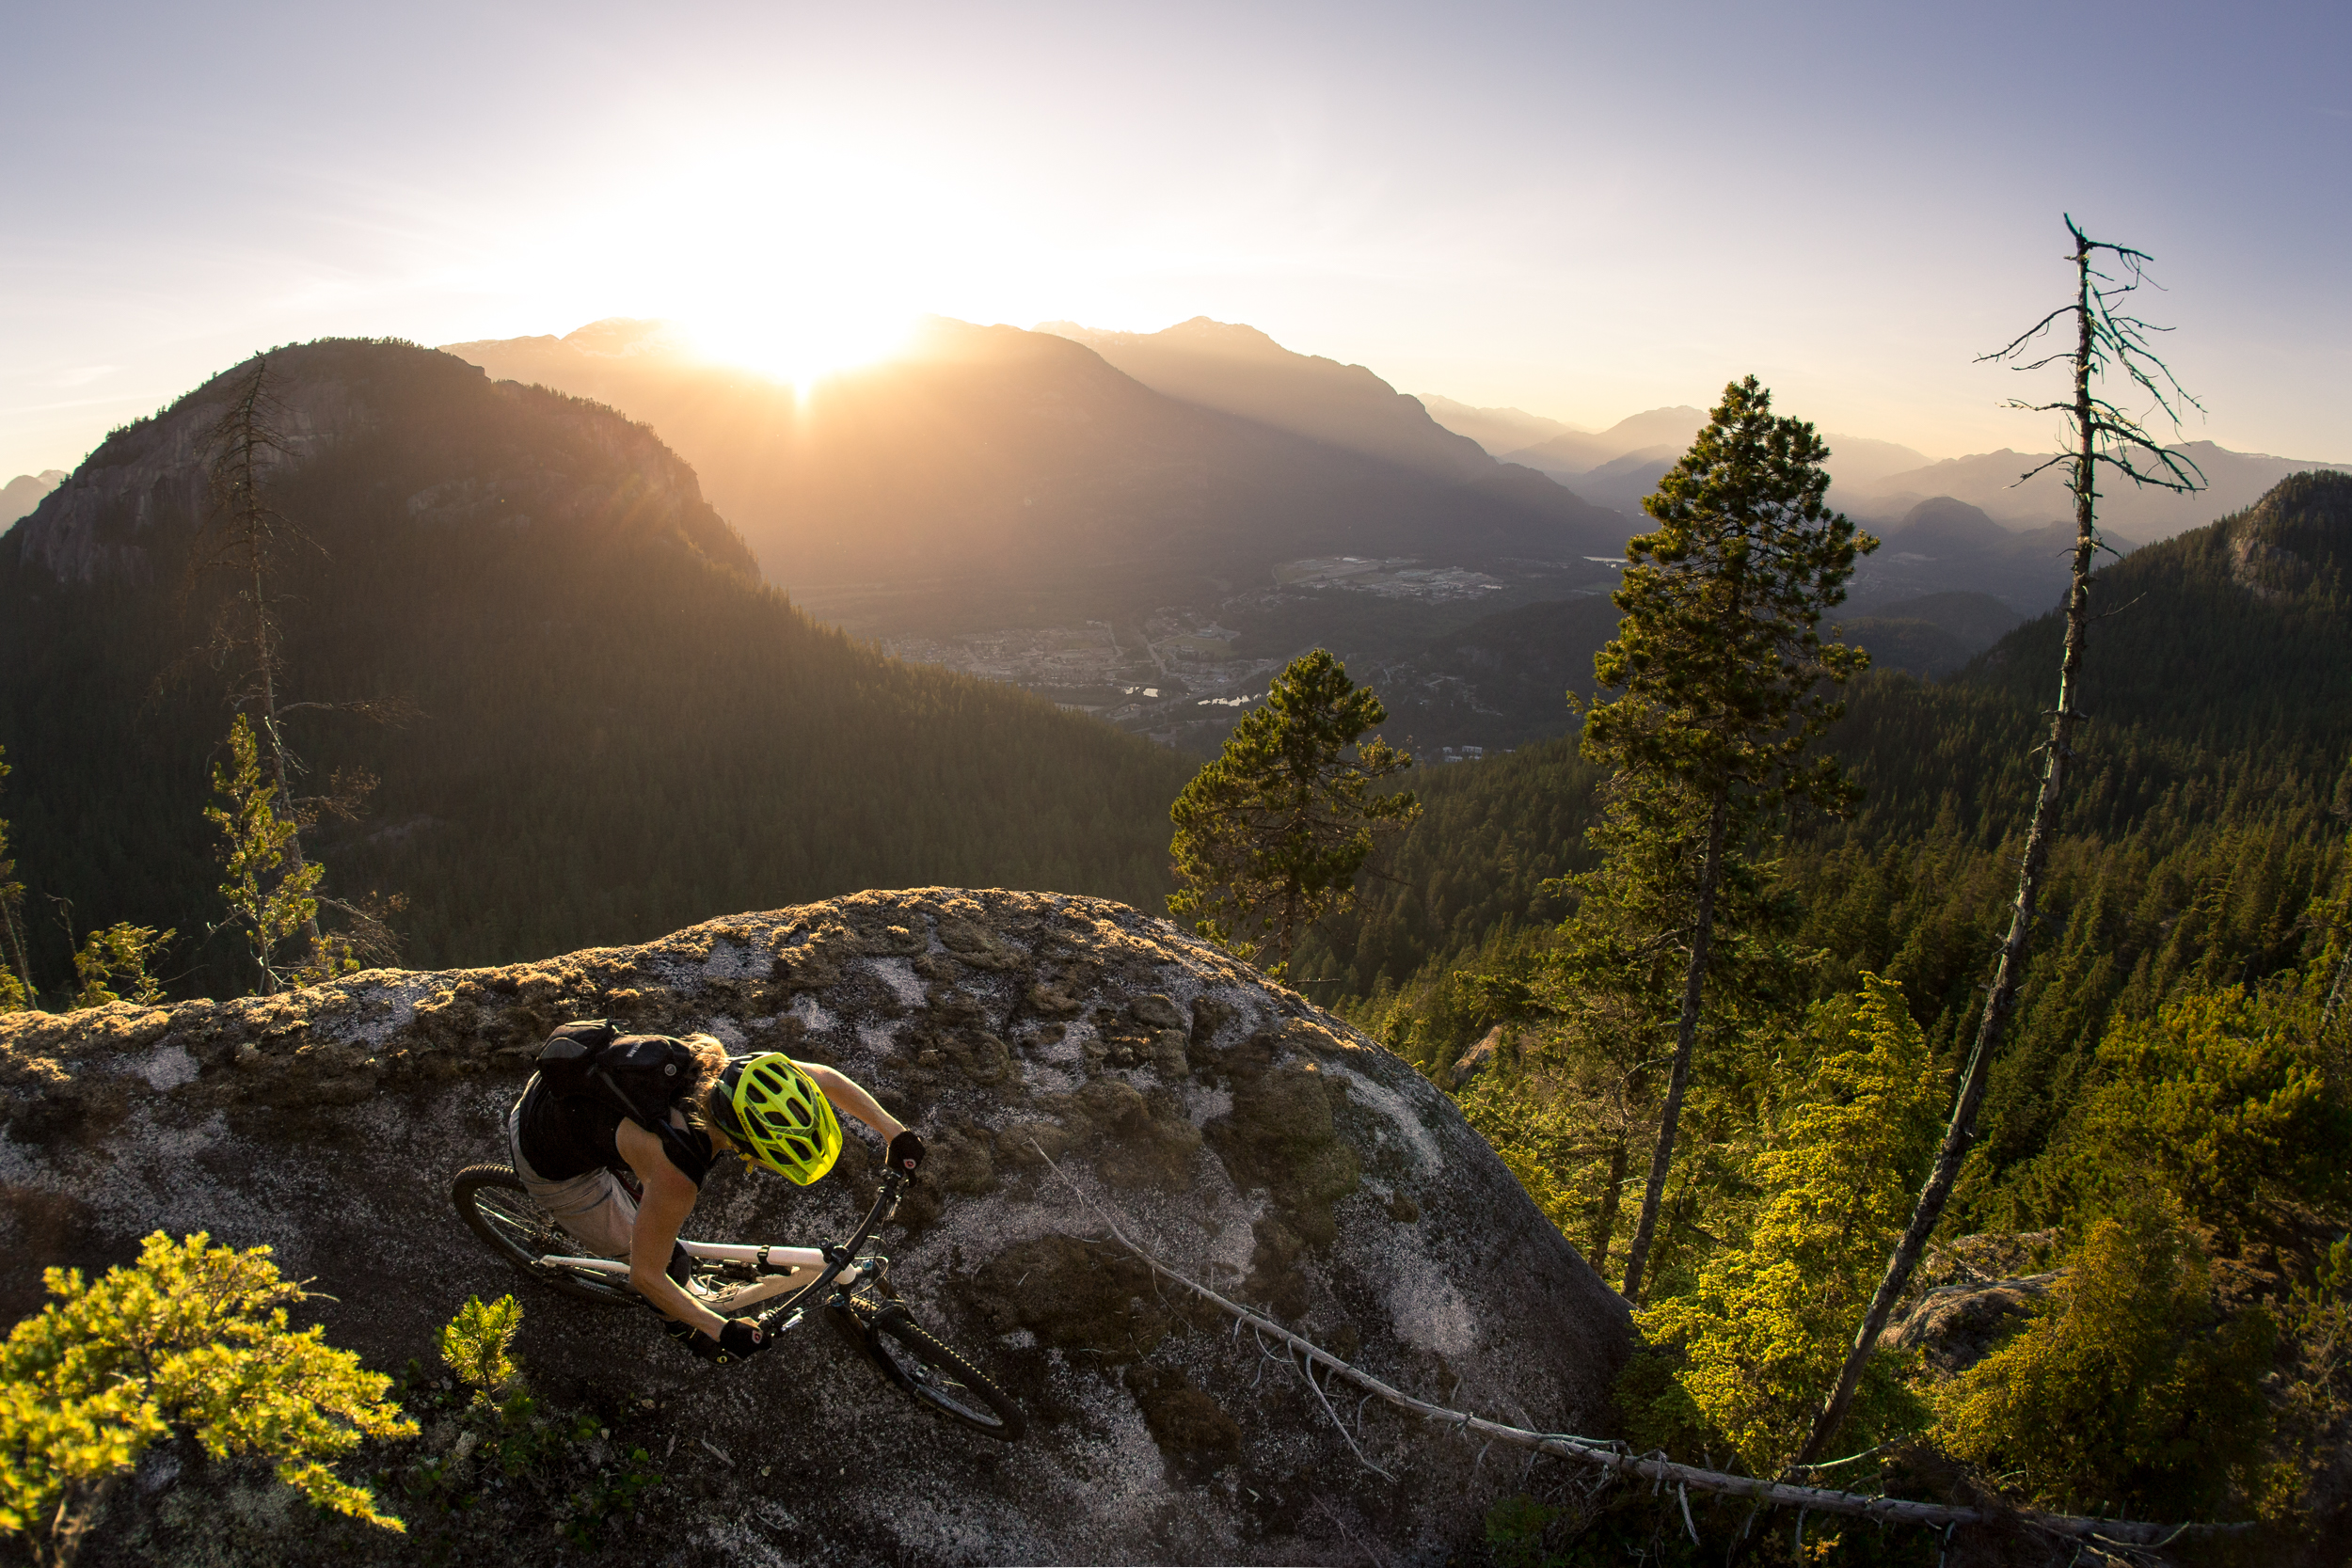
[[449, 1163, 1025, 1441]]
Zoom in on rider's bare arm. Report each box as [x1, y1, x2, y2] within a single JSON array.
[[800, 1061, 905, 1144], [622, 1064, 905, 1337], [616, 1117, 728, 1338]]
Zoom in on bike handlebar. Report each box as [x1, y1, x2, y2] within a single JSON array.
[[751, 1166, 910, 1336]]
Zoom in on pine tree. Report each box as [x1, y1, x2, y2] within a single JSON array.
[[192, 356, 402, 989], [1585, 375, 1874, 1302], [206, 713, 347, 992], [1168, 649, 1421, 976], [198, 357, 324, 956], [1630, 975, 1944, 1470]]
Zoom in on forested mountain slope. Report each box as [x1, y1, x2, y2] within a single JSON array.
[[0, 340, 1192, 997], [1962, 468, 2351, 758], [444, 320, 1626, 632], [1311, 472, 2352, 1078], [1351, 577, 2027, 759], [1307, 475, 2352, 1549]]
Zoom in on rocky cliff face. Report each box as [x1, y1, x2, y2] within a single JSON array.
[[0, 890, 1632, 1565], [7, 340, 752, 586]]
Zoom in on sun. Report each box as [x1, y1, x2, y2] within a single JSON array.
[[512, 129, 1051, 388], [678, 304, 914, 388], [640, 145, 950, 387]]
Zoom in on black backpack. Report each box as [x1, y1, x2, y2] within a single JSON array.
[[535, 1021, 711, 1183]]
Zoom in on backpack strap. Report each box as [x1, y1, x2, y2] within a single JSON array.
[[592, 1058, 714, 1188]]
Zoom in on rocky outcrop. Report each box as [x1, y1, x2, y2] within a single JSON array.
[[1877, 1275, 2062, 1377], [0, 890, 1633, 1565], [2223, 469, 2349, 603], [1876, 1230, 2063, 1376], [1446, 1024, 1511, 1089]]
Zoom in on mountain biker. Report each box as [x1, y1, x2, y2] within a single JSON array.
[[506, 1030, 925, 1364]]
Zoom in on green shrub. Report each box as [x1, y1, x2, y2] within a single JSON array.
[[437, 1294, 523, 1401], [1933, 1206, 2272, 1517], [2065, 983, 2350, 1248], [69, 923, 171, 1009], [0, 1232, 415, 1563], [2265, 1238, 2352, 1528], [1631, 976, 1941, 1471]]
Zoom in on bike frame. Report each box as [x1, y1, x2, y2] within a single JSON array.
[[533, 1168, 910, 1328]]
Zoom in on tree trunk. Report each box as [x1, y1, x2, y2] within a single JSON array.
[[1795, 230, 2102, 1466], [0, 896, 34, 1003], [248, 531, 324, 964], [1587, 1138, 1629, 1278], [1618, 786, 1729, 1303]]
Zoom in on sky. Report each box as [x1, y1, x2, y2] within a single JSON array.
[[5, 0, 2348, 482]]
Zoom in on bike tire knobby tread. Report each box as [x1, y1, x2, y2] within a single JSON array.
[[867, 1303, 1025, 1442]]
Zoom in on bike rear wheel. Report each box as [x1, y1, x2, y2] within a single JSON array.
[[451, 1164, 635, 1307], [864, 1303, 1025, 1441]]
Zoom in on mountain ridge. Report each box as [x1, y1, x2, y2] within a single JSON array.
[[1414, 396, 1581, 457], [1846, 440, 2352, 541], [0, 338, 1192, 993], [1036, 316, 1494, 483], [441, 318, 1629, 632], [1954, 467, 2352, 754]]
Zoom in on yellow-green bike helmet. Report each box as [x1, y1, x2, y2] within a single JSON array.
[[714, 1054, 842, 1184]]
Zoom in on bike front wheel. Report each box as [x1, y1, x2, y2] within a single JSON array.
[[863, 1303, 1025, 1442], [451, 1164, 635, 1307]]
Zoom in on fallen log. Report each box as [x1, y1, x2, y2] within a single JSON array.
[[1034, 1142, 2257, 1555]]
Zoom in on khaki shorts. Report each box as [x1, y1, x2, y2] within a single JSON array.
[[507, 1095, 639, 1259]]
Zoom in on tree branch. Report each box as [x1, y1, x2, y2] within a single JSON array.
[[1026, 1143, 2252, 1551]]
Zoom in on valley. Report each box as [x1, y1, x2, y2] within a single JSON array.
[[858, 554, 1620, 754], [433, 314, 2347, 770]]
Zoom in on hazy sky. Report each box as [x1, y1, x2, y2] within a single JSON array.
[[5, 0, 2347, 480]]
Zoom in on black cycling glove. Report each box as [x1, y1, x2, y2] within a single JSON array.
[[886, 1130, 927, 1177], [718, 1319, 771, 1360]]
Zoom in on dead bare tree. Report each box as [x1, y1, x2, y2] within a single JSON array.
[[199, 356, 325, 958], [1794, 216, 2205, 1466], [194, 356, 408, 988]]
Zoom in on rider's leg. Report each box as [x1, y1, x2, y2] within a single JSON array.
[[506, 1097, 639, 1259]]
